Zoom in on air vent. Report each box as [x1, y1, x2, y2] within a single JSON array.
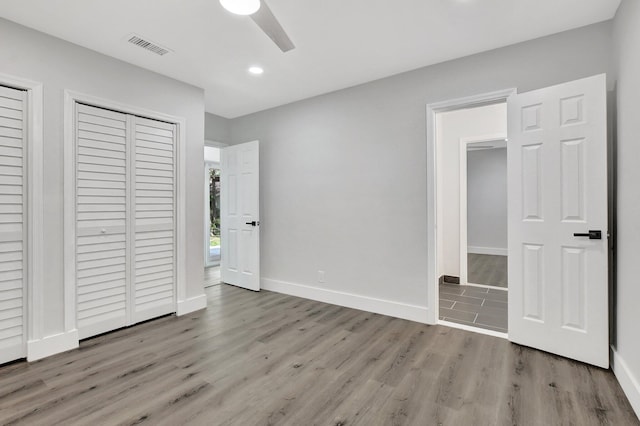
[[127, 34, 171, 56]]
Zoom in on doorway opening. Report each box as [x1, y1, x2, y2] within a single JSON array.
[[205, 145, 222, 287], [429, 90, 514, 338], [461, 134, 508, 291], [207, 165, 221, 265]]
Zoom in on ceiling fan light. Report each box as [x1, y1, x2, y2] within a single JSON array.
[[220, 0, 261, 16]]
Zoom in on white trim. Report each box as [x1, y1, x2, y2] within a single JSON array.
[[459, 133, 508, 286], [467, 246, 508, 256], [611, 347, 640, 419], [205, 139, 228, 148], [177, 294, 207, 316], [27, 329, 79, 362], [0, 74, 44, 353], [64, 90, 187, 334], [465, 282, 508, 291], [176, 118, 187, 309], [63, 92, 76, 333], [438, 319, 508, 339], [262, 278, 430, 324], [204, 163, 212, 267], [426, 104, 438, 324], [426, 88, 516, 326]]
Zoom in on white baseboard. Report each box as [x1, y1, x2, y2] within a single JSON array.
[[27, 329, 79, 362], [468, 246, 508, 256], [177, 294, 207, 316], [611, 347, 640, 419], [261, 278, 429, 324]]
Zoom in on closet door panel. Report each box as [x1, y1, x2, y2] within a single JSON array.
[[0, 85, 26, 363], [132, 117, 175, 323], [75, 104, 128, 339]]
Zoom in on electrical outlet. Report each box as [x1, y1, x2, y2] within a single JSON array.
[[317, 270, 325, 283]]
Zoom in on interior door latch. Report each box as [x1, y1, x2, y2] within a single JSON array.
[[573, 230, 602, 240]]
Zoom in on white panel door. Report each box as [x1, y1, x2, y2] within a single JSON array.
[[508, 74, 608, 367], [221, 141, 260, 291], [132, 116, 176, 322], [0, 85, 26, 363], [75, 104, 129, 339]]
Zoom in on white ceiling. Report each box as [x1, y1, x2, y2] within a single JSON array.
[[0, 0, 620, 118]]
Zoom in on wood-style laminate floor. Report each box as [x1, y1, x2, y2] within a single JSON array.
[[468, 254, 508, 288], [0, 285, 637, 425]]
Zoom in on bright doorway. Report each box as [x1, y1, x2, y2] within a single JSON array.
[[205, 144, 222, 287], [435, 101, 509, 335]]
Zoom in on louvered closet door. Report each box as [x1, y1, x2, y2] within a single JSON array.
[[76, 104, 128, 339], [0, 85, 26, 363], [132, 116, 176, 323]]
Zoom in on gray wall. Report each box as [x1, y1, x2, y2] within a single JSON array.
[[229, 22, 612, 308], [467, 148, 507, 253], [0, 18, 205, 337], [205, 112, 231, 144], [612, 0, 640, 413]]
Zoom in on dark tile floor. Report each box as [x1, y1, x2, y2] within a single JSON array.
[[468, 253, 508, 288], [439, 282, 508, 333]]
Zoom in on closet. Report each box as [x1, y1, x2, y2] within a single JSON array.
[[0, 85, 27, 364], [75, 103, 176, 339]]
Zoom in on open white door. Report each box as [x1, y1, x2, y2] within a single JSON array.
[[220, 141, 260, 291], [508, 74, 608, 368]]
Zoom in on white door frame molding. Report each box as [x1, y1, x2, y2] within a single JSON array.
[[459, 133, 507, 287], [0, 73, 44, 360], [205, 139, 228, 148], [64, 90, 187, 336], [426, 88, 516, 326]]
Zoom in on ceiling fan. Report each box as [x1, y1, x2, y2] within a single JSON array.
[[220, 0, 295, 52]]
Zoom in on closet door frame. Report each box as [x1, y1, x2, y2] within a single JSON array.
[[0, 73, 44, 360], [63, 91, 187, 334]]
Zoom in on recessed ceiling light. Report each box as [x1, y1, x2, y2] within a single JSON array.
[[220, 0, 261, 16], [248, 66, 264, 75]]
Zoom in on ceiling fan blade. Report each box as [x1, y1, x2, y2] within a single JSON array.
[[250, 0, 295, 52]]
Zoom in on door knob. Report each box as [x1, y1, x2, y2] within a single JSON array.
[[245, 221, 259, 227], [573, 230, 602, 240]]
